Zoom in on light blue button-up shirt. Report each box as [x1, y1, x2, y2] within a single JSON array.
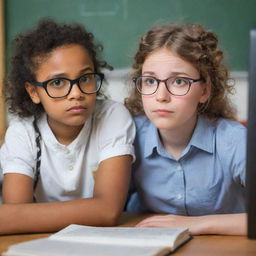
[[126, 115, 246, 216]]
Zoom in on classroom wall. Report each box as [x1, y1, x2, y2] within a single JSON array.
[[5, 0, 256, 71]]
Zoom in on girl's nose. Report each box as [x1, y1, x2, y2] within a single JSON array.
[[67, 83, 84, 99], [155, 82, 171, 102]]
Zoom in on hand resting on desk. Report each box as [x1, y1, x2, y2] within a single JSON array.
[[135, 213, 247, 236]]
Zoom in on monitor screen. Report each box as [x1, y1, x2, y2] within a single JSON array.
[[246, 28, 256, 239]]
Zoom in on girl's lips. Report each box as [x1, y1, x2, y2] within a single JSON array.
[[67, 106, 87, 114], [153, 109, 173, 115], [153, 109, 173, 114]]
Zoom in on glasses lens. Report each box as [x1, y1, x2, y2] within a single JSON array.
[[167, 77, 190, 96], [46, 78, 70, 97], [79, 73, 102, 94], [136, 76, 158, 95]]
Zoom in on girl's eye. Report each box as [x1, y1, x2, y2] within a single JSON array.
[[144, 78, 157, 86], [48, 79, 66, 87], [173, 78, 188, 86], [80, 75, 90, 83]]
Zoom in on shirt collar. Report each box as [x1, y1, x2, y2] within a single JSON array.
[[144, 122, 158, 157], [188, 116, 214, 154], [143, 115, 214, 158], [144, 122, 170, 158], [38, 112, 92, 150]]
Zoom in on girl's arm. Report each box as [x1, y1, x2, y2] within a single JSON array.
[[3, 173, 34, 203], [0, 155, 132, 234], [135, 213, 247, 235]]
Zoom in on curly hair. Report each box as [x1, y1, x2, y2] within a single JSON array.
[[6, 18, 112, 118], [125, 24, 236, 121]]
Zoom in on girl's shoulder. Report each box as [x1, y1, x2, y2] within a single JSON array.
[[214, 118, 246, 136], [93, 99, 132, 120], [133, 115, 151, 132], [200, 116, 246, 136], [1, 116, 37, 159], [6, 116, 35, 136], [211, 117, 247, 148], [89, 99, 135, 160], [91, 100, 135, 139]]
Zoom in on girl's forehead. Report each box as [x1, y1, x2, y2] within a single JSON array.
[[142, 48, 198, 76], [144, 48, 185, 65], [34, 44, 91, 64], [33, 44, 94, 79]]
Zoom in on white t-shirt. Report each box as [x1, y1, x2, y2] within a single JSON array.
[[0, 100, 135, 202]]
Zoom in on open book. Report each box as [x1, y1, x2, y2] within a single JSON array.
[[3, 224, 191, 256]]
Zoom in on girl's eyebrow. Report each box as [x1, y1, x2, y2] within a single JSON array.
[[80, 67, 94, 74], [142, 71, 192, 77], [42, 67, 94, 80]]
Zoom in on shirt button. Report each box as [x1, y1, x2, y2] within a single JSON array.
[[177, 194, 183, 199], [176, 165, 182, 171], [65, 149, 70, 155], [68, 166, 74, 171]]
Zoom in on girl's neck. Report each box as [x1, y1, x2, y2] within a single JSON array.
[[159, 116, 198, 160], [47, 118, 84, 146]]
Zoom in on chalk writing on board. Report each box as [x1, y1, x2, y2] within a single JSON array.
[[81, 0, 127, 19]]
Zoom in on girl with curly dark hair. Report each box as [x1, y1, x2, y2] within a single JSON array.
[[125, 24, 247, 235], [0, 19, 135, 234]]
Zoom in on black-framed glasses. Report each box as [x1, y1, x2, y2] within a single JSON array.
[[33, 72, 104, 98], [133, 75, 203, 96]]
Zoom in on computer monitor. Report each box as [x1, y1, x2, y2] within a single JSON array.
[[246, 28, 256, 239]]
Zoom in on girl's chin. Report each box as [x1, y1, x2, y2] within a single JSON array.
[[151, 120, 176, 131]]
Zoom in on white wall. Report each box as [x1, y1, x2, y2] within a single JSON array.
[[229, 72, 248, 122], [105, 69, 249, 122]]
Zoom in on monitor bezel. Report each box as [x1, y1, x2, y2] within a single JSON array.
[[246, 28, 256, 239]]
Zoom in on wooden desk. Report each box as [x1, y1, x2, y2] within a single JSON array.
[[1, 212, 256, 256]]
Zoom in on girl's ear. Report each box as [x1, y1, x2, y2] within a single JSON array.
[[199, 81, 211, 104], [25, 82, 41, 104]]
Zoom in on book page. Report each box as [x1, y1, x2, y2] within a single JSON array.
[[51, 224, 189, 248], [3, 238, 170, 256], [3, 225, 190, 256]]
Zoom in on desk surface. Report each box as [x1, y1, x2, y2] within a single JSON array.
[[1, 212, 256, 256]]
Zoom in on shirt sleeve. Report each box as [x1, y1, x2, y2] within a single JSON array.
[[0, 120, 37, 179], [231, 126, 247, 187], [94, 101, 136, 163], [217, 120, 247, 187]]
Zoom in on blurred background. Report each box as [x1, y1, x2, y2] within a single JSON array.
[[1, 0, 256, 144]]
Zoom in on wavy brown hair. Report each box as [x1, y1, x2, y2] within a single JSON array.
[[6, 18, 112, 118], [125, 24, 236, 120]]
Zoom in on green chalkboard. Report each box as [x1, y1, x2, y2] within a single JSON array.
[[5, 0, 256, 70]]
